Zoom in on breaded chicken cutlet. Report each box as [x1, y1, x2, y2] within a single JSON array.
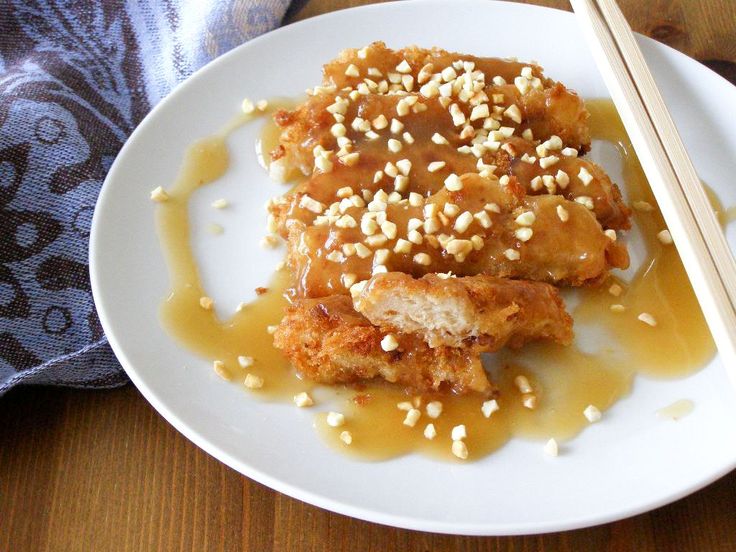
[[283, 173, 628, 298], [266, 43, 632, 395], [353, 272, 573, 349], [273, 294, 495, 396]]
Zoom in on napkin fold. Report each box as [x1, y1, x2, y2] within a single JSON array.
[[0, 0, 292, 394]]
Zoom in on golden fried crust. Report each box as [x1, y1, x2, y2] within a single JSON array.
[[273, 295, 495, 396], [284, 174, 629, 298], [354, 273, 573, 349]]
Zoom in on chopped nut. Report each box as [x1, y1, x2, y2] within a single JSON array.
[[470, 103, 490, 121], [657, 229, 673, 244], [544, 438, 559, 457], [241, 98, 255, 114], [451, 424, 467, 441], [342, 273, 357, 289], [293, 392, 313, 407], [426, 401, 443, 419], [604, 229, 617, 241], [413, 252, 432, 266], [381, 333, 399, 352], [444, 173, 463, 191], [256, 100, 268, 111], [556, 205, 569, 222], [387, 138, 403, 153], [213, 360, 229, 380], [638, 312, 657, 327], [474, 211, 492, 228], [150, 186, 169, 202], [609, 283, 623, 296], [266, 325, 278, 334], [504, 104, 522, 124], [522, 394, 538, 409], [199, 296, 214, 310], [407, 229, 423, 245], [561, 147, 578, 157], [515, 227, 533, 242], [403, 408, 421, 427], [431, 132, 449, 145], [584, 404, 602, 423], [299, 195, 324, 214], [481, 399, 499, 418], [344, 63, 360, 77], [578, 167, 594, 186], [555, 170, 570, 189], [610, 304, 626, 313], [394, 238, 412, 254], [339, 430, 353, 445], [451, 440, 468, 460], [408, 192, 424, 207], [504, 248, 520, 261], [575, 196, 595, 210], [396, 59, 412, 73], [396, 158, 412, 176], [514, 375, 533, 394], [454, 211, 474, 233], [244, 373, 264, 389], [539, 155, 559, 169], [515, 211, 536, 226], [237, 355, 254, 368], [326, 411, 345, 427], [424, 423, 437, 440], [428, 161, 446, 173]]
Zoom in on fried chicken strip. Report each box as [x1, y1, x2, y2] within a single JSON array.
[[324, 42, 591, 151], [272, 294, 495, 396], [271, 90, 628, 231], [353, 272, 573, 349], [284, 174, 629, 298]]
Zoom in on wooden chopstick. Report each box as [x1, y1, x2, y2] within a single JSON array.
[[570, 0, 736, 382]]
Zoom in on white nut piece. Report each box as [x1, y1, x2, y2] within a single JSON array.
[[544, 438, 559, 457], [381, 333, 399, 351], [403, 408, 421, 427], [481, 399, 499, 418], [426, 401, 443, 419], [326, 411, 345, 427], [244, 373, 264, 389], [584, 404, 602, 423], [451, 424, 467, 441], [424, 423, 437, 440], [293, 392, 314, 407], [451, 440, 468, 460]]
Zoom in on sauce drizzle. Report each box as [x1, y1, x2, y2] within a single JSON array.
[[155, 99, 716, 461]]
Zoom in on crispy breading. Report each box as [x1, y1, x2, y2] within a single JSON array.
[[353, 273, 573, 348], [272, 295, 495, 396]]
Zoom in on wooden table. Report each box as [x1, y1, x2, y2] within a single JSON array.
[[3, 1, 736, 550]]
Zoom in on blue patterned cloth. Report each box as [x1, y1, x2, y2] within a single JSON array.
[[0, 0, 293, 394]]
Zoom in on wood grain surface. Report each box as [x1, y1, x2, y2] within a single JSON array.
[[3, 1, 736, 550]]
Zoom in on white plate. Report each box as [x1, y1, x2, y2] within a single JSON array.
[[90, 0, 736, 535]]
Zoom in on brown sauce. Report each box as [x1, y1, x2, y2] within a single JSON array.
[[155, 98, 717, 461]]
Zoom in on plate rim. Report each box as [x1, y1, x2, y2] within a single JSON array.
[[89, 0, 736, 536]]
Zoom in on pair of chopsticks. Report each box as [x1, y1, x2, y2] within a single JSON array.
[[571, 0, 736, 383]]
